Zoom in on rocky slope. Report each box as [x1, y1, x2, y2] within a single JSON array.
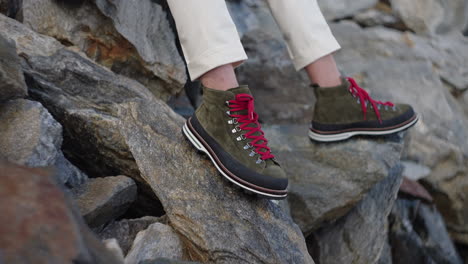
[[1, 0, 467, 263]]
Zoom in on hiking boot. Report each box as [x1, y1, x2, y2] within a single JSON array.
[[182, 85, 288, 199], [309, 77, 418, 142]]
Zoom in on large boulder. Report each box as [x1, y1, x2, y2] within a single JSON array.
[[11, 0, 185, 100], [0, 162, 122, 264], [389, 198, 463, 264], [71, 176, 137, 228], [1, 14, 314, 263], [264, 125, 405, 234], [0, 34, 27, 102], [0, 99, 87, 187], [389, 0, 468, 35], [307, 156, 403, 264]]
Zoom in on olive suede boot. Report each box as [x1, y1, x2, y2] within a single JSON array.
[[309, 77, 418, 142], [182, 85, 288, 199]]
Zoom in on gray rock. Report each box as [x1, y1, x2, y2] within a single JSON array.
[[317, 0, 378, 20], [93, 0, 186, 95], [98, 216, 166, 254], [376, 238, 392, 264], [71, 176, 137, 228], [103, 238, 126, 263], [353, 8, 401, 28], [125, 223, 184, 264], [5, 14, 314, 263], [0, 162, 123, 264], [389, 198, 463, 264], [0, 99, 61, 166], [308, 157, 403, 264], [0, 34, 27, 102], [460, 91, 468, 118], [0, 98, 87, 187], [264, 125, 405, 234], [138, 259, 200, 264], [17, 0, 185, 101], [402, 160, 431, 181], [389, 0, 468, 35], [54, 151, 88, 187]]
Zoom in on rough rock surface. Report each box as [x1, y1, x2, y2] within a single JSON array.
[[264, 125, 404, 234], [317, 0, 378, 21], [390, 0, 468, 35], [71, 176, 137, 228], [308, 157, 403, 264], [125, 223, 184, 264], [3, 15, 314, 263], [389, 198, 463, 264], [16, 0, 185, 100], [0, 162, 122, 264], [94, 0, 186, 93], [0, 98, 87, 186], [0, 33, 27, 102], [98, 216, 166, 254]]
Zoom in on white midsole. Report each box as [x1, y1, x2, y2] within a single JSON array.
[[308, 116, 419, 142], [182, 123, 287, 199]]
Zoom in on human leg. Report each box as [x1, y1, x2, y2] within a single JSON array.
[[167, 0, 288, 198], [266, 0, 418, 141]]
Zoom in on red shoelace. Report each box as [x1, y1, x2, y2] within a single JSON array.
[[228, 94, 274, 161], [347, 77, 394, 123]]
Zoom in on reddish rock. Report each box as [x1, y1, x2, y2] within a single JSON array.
[[0, 162, 121, 264]]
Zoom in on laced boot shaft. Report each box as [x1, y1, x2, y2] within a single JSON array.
[[183, 85, 288, 199], [227, 94, 274, 163], [309, 77, 418, 142]]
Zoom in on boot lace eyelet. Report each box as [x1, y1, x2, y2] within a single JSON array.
[[231, 125, 241, 133], [249, 150, 256, 157], [226, 110, 231, 116], [256, 158, 264, 164], [227, 118, 238, 125], [243, 143, 252, 150], [236, 134, 246, 141]]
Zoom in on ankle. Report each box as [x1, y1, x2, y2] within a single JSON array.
[[200, 64, 239, 91]]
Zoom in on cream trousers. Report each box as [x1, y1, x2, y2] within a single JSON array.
[[167, 0, 341, 81]]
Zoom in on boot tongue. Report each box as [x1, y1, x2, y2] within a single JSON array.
[[227, 85, 251, 96]]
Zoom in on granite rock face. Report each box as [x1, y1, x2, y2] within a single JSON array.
[[3, 14, 314, 264], [0, 99, 87, 187], [12, 0, 185, 100], [0, 34, 27, 102], [308, 156, 403, 264], [264, 125, 405, 234], [94, 0, 186, 95], [389, 198, 463, 264], [0, 162, 122, 264], [71, 176, 137, 228], [125, 223, 184, 264], [389, 0, 468, 35]]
